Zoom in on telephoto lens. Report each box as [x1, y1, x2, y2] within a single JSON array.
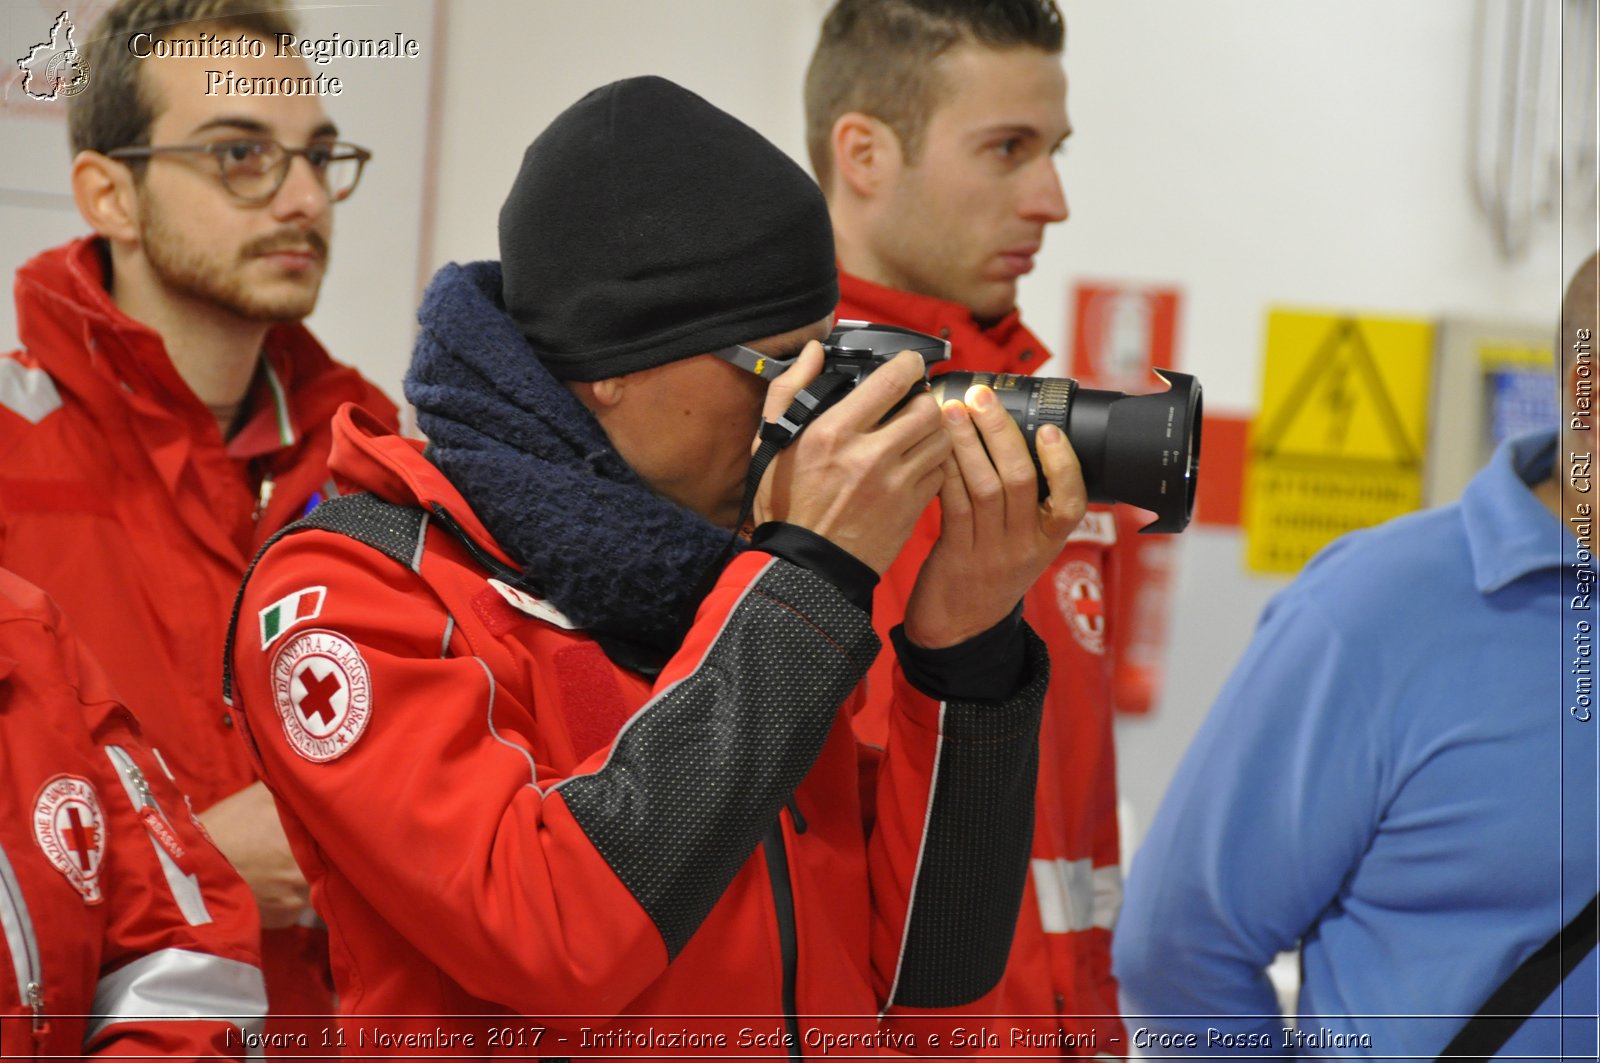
[[716, 321, 1203, 532], [928, 369, 1202, 533]]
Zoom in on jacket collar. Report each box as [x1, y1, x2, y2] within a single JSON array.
[[327, 403, 522, 573], [836, 268, 1051, 376], [13, 236, 332, 457]]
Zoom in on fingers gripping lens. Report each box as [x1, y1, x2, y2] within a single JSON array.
[[716, 322, 1204, 534], [928, 369, 1202, 533]]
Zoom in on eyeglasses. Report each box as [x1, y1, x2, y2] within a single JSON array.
[[107, 139, 372, 204], [713, 322, 951, 380], [712, 343, 794, 380]]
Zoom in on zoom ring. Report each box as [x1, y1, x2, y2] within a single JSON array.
[[1032, 377, 1074, 424]]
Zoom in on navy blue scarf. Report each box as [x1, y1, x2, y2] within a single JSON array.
[[405, 261, 738, 663]]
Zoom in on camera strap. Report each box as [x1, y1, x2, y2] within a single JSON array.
[[1433, 890, 1598, 1062], [732, 371, 855, 542]]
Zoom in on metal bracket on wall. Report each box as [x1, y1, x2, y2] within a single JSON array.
[[1469, 0, 1596, 263]]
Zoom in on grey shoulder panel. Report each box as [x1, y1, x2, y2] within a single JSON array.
[[296, 493, 428, 572], [556, 559, 878, 959], [223, 493, 426, 703], [891, 625, 1050, 1009]]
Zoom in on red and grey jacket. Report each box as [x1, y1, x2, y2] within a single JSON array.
[[0, 568, 265, 1058], [223, 404, 1049, 1055], [840, 271, 1126, 1053], [0, 237, 399, 1032]]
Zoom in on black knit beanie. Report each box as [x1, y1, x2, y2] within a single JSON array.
[[499, 76, 839, 382]]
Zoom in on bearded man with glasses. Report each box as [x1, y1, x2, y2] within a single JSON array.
[[0, 0, 396, 1050]]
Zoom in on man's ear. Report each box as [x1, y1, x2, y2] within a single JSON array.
[[71, 151, 140, 244], [831, 112, 901, 200], [591, 376, 626, 407], [564, 375, 626, 413]]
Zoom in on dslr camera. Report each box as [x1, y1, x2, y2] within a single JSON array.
[[718, 321, 1202, 533]]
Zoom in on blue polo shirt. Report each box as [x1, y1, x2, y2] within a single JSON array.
[[1115, 431, 1599, 1059]]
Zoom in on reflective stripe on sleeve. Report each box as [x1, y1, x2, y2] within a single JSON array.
[[0, 840, 43, 1022], [87, 948, 266, 1045], [1031, 858, 1123, 933]]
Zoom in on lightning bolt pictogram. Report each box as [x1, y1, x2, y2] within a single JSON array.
[[1320, 362, 1356, 450]]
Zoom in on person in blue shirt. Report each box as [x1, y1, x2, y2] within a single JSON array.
[[1114, 251, 1599, 1060]]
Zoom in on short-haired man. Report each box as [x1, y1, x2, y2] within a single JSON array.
[[1113, 253, 1600, 1057], [808, 0, 1125, 1049], [0, 0, 397, 1038], [225, 75, 1086, 1048]]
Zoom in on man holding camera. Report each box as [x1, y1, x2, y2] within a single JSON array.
[[807, 0, 1125, 1047], [225, 76, 1087, 1047]]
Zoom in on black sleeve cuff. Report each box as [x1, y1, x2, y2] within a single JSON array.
[[750, 522, 878, 614], [890, 603, 1027, 702]]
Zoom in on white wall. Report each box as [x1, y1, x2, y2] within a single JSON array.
[[3, 0, 1591, 840], [1048, 0, 1586, 833], [424, 0, 829, 273]]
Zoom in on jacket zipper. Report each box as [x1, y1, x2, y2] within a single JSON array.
[[0, 840, 47, 1050], [106, 745, 186, 866], [105, 747, 208, 924], [107, 746, 159, 814], [761, 813, 804, 1063]]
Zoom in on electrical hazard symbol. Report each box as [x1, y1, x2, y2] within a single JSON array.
[[1245, 311, 1434, 574]]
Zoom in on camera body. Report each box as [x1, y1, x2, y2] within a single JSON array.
[[794, 321, 950, 424], [815, 320, 952, 381]]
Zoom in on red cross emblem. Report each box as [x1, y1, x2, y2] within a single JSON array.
[[65, 805, 96, 871], [271, 630, 373, 762], [1071, 593, 1104, 621], [1053, 560, 1107, 656], [295, 664, 344, 728], [34, 775, 106, 903]]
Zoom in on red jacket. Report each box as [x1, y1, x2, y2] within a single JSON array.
[[0, 567, 265, 1058], [224, 405, 1050, 1056], [0, 238, 399, 1036], [840, 271, 1125, 1053]]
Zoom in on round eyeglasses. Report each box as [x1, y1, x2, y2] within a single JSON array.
[[107, 138, 372, 204]]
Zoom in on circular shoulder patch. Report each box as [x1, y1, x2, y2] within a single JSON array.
[[33, 775, 107, 903], [1053, 559, 1107, 656], [270, 629, 373, 762]]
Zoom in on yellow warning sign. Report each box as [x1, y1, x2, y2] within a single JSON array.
[[1245, 311, 1434, 574]]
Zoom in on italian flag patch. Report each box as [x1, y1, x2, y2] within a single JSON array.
[[258, 586, 327, 650]]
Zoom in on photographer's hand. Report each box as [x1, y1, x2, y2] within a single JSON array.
[[753, 342, 950, 575], [903, 384, 1086, 649]]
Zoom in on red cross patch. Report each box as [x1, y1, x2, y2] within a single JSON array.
[[1053, 560, 1107, 656], [270, 629, 372, 762], [33, 775, 106, 903]]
